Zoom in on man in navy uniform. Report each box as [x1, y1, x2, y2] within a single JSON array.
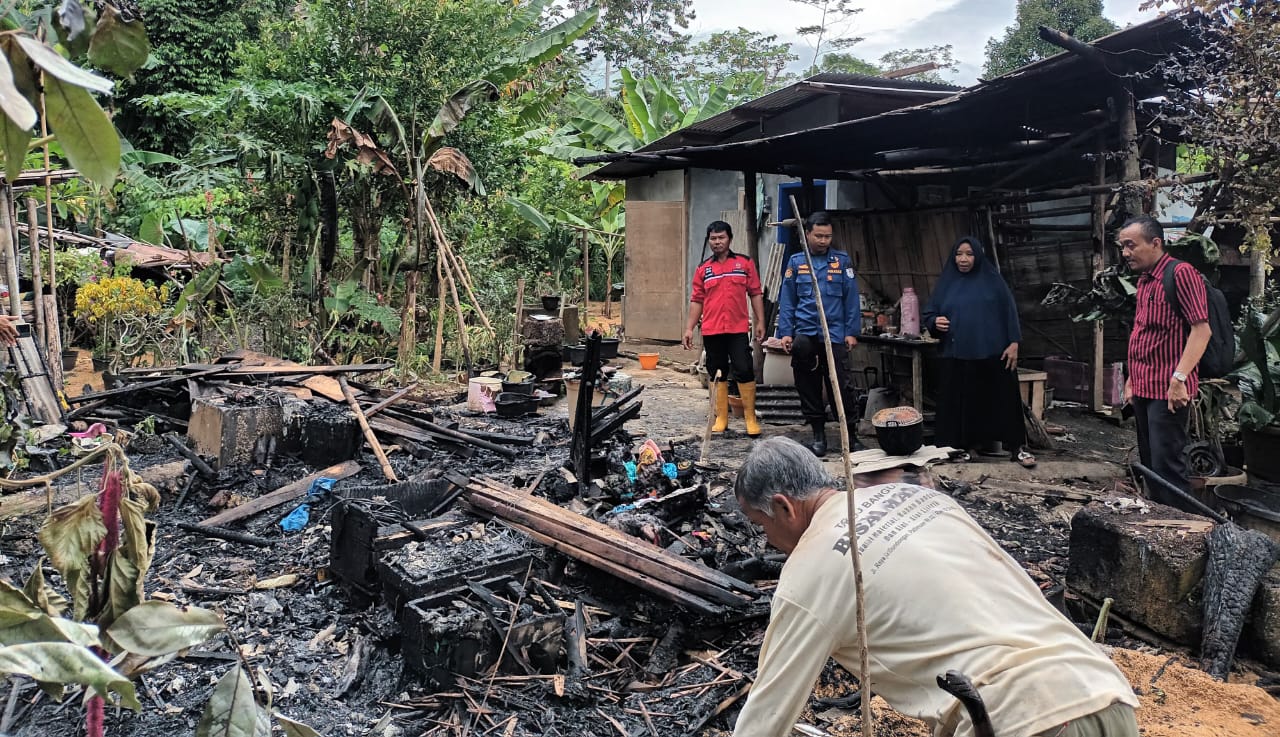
[[776, 212, 862, 457]]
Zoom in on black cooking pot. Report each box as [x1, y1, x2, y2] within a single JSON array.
[[501, 379, 534, 395], [598, 337, 620, 359], [494, 392, 538, 418], [872, 406, 924, 456], [563, 344, 586, 365]]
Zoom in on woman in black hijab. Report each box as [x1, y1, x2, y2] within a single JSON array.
[[923, 236, 1036, 467]]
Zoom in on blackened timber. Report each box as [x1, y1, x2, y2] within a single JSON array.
[[571, 333, 603, 494], [177, 522, 274, 548], [362, 384, 417, 419], [590, 401, 643, 441], [163, 433, 217, 479], [591, 385, 644, 423], [481, 514, 727, 615], [68, 366, 229, 404], [463, 477, 759, 596], [369, 415, 517, 458]]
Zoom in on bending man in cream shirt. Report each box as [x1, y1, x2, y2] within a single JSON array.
[[732, 437, 1138, 737]]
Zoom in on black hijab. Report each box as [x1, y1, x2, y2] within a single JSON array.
[[922, 236, 1021, 360]]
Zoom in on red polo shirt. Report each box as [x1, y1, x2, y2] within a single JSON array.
[[691, 252, 762, 336], [1128, 253, 1208, 400]]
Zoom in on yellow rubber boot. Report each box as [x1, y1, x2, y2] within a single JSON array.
[[739, 381, 762, 437], [711, 381, 729, 433]]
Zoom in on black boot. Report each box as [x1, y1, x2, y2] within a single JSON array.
[[809, 424, 827, 457]]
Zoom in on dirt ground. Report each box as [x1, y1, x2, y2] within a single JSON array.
[[0, 350, 1276, 737]]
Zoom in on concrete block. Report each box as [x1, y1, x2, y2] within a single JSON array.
[[1068, 502, 1211, 644], [1243, 564, 1280, 669], [187, 394, 286, 469]]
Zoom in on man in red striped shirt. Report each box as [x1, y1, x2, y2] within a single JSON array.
[[1120, 215, 1212, 498]]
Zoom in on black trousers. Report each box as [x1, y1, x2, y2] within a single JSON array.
[[791, 334, 859, 426], [1133, 396, 1191, 499], [703, 333, 754, 384]]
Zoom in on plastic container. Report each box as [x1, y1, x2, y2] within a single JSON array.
[[565, 379, 608, 429], [900, 287, 920, 338], [466, 377, 502, 412], [638, 352, 659, 370]]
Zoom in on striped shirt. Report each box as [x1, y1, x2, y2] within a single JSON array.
[[1127, 253, 1208, 400]]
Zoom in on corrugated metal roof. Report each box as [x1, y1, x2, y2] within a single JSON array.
[[586, 14, 1197, 181]]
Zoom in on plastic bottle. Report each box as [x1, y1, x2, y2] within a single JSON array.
[[900, 287, 920, 338]]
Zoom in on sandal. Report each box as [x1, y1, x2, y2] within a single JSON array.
[[1015, 449, 1037, 469]]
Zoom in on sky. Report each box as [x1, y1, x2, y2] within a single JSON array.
[[687, 1, 1161, 84]]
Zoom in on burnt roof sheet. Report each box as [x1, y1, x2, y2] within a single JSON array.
[[588, 14, 1196, 180]]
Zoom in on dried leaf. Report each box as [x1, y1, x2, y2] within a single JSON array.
[[104, 601, 223, 657], [23, 558, 68, 617], [38, 495, 106, 621], [0, 50, 36, 132], [253, 574, 298, 590], [323, 118, 398, 176], [427, 147, 483, 195], [197, 665, 268, 737], [275, 713, 325, 737], [0, 612, 101, 648], [0, 642, 140, 711]]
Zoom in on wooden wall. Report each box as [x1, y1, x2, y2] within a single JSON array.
[[623, 201, 687, 341], [825, 208, 1119, 363], [830, 210, 978, 307]]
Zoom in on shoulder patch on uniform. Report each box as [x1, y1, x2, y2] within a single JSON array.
[[784, 267, 793, 278], [846, 268, 855, 278]]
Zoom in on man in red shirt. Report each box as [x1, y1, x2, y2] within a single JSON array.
[[684, 221, 766, 436], [1120, 215, 1212, 499]]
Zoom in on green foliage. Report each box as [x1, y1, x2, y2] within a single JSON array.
[[1232, 305, 1280, 431], [686, 27, 797, 90], [569, 0, 694, 80], [983, 0, 1118, 78]]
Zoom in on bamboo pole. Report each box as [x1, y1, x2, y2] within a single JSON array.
[[339, 374, 397, 482], [40, 76, 62, 390], [787, 195, 872, 737], [425, 200, 494, 336], [432, 247, 445, 373], [25, 198, 44, 348], [581, 230, 590, 328], [0, 186, 21, 316], [512, 277, 525, 370]]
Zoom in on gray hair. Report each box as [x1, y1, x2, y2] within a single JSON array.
[[734, 437, 836, 517]]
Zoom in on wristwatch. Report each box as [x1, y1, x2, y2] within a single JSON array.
[[1172, 370, 1187, 383]]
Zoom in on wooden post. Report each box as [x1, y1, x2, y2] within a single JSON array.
[[0, 186, 21, 316], [744, 172, 765, 379], [432, 248, 445, 373], [1117, 93, 1142, 218], [1091, 136, 1108, 412], [25, 198, 44, 348], [41, 85, 62, 389], [581, 230, 590, 330], [512, 277, 525, 370]]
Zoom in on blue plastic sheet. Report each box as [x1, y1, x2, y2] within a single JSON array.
[[280, 476, 337, 531]]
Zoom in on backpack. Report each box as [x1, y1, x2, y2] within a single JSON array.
[[1161, 258, 1233, 379]]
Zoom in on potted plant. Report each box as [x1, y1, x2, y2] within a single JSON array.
[[1231, 304, 1280, 485], [52, 248, 111, 368], [72, 276, 167, 372], [535, 271, 561, 311]]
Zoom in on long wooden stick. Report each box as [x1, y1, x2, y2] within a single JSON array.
[[339, 373, 397, 482], [700, 370, 722, 465], [512, 277, 525, 370], [25, 198, 44, 349], [788, 195, 873, 737]]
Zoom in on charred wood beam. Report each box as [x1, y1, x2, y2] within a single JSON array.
[[875, 139, 1061, 167], [992, 203, 1093, 221], [981, 120, 1112, 194], [590, 401, 643, 442], [800, 80, 956, 97], [591, 386, 644, 424], [1037, 26, 1114, 73]]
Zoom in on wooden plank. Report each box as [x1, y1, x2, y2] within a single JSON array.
[[467, 494, 747, 607], [200, 461, 361, 527], [489, 515, 725, 615], [363, 384, 417, 419], [465, 478, 757, 595]]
